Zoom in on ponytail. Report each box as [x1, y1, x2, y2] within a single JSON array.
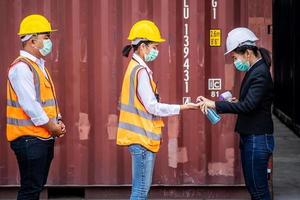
[[122, 45, 133, 57], [259, 47, 271, 68]]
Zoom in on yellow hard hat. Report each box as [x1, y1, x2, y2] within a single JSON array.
[[18, 14, 57, 35], [128, 20, 165, 43]]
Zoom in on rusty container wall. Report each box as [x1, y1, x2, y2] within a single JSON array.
[[0, 0, 272, 186]]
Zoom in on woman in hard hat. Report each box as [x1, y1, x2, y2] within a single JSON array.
[[117, 20, 200, 200], [198, 27, 274, 200]]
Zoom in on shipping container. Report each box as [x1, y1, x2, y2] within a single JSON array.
[[0, 0, 272, 198], [273, 0, 300, 136]]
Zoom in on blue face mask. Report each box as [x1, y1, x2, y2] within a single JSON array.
[[144, 48, 159, 62], [39, 39, 53, 56], [234, 59, 250, 72]]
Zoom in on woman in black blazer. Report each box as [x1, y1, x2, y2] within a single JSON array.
[[199, 27, 274, 200]]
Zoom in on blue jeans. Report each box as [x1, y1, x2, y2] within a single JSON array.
[[129, 144, 156, 200], [10, 136, 54, 200], [240, 134, 274, 200]]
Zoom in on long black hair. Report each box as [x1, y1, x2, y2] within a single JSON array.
[[234, 45, 271, 68], [122, 40, 153, 57]]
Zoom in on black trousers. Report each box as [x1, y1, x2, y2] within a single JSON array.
[[10, 136, 54, 200]]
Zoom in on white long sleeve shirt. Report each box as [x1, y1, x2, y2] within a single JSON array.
[[132, 53, 180, 117], [8, 50, 49, 126]]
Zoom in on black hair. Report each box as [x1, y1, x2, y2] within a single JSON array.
[[234, 45, 271, 68], [122, 40, 153, 57]]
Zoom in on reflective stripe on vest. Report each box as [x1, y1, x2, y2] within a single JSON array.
[[118, 122, 161, 141], [128, 66, 140, 105], [7, 117, 57, 126], [120, 103, 154, 120], [7, 99, 56, 108]]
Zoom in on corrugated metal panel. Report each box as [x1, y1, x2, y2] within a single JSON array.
[[0, 0, 272, 186], [273, 0, 300, 136]]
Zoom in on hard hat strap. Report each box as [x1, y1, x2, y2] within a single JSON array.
[[20, 34, 33, 42], [20, 32, 51, 42], [131, 38, 148, 45]]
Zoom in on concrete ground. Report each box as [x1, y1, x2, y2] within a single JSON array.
[[273, 116, 300, 200]]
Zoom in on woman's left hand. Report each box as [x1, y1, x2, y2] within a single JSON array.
[[229, 97, 239, 103], [196, 96, 216, 114]]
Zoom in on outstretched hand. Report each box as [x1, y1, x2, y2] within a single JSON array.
[[180, 102, 201, 111]]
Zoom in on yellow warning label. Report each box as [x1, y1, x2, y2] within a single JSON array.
[[210, 29, 221, 47]]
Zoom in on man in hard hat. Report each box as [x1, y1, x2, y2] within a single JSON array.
[[198, 27, 274, 200], [7, 14, 66, 199], [117, 20, 201, 200]]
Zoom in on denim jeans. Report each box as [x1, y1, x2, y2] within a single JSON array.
[[240, 134, 275, 200], [129, 144, 156, 200], [10, 136, 55, 200]]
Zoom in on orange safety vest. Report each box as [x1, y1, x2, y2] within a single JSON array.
[[6, 56, 60, 141], [116, 59, 164, 152]]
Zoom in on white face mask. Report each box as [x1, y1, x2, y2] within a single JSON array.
[[39, 39, 53, 56], [144, 48, 159, 62], [33, 38, 53, 56]]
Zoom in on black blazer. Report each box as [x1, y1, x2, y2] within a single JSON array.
[[215, 59, 274, 135]]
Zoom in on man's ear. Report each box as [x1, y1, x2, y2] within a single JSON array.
[[31, 35, 39, 44], [31, 38, 37, 44]]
